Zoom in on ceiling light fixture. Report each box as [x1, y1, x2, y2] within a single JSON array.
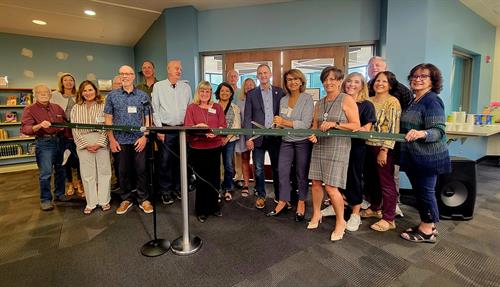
[[84, 10, 96, 16], [32, 19, 47, 25]]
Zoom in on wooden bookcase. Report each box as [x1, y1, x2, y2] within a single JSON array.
[[0, 88, 36, 167]]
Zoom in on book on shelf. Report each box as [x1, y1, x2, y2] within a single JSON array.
[[4, 111, 17, 123], [20, 93, 32, 105], [0, 129, 7, 139], [6, 96, 17, 106], [0, 144, 23, 157]]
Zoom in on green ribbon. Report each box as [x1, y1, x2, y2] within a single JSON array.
[[51, 122, 406, 142]]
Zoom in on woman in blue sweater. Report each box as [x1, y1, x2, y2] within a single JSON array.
[[399, 63, 451, 243]]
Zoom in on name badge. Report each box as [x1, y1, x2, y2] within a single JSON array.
[[286, 108, 293, 117], [128, 106, 137, 113], [208, 108, 216, 114], [280, 108, 288, 116], [96, 116, 105, 123]]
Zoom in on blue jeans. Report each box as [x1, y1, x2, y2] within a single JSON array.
[[221, 141, 236, 191], [35, 136, 66, 203], [252, 136, 280, 199], [406, 171, 439, 223]]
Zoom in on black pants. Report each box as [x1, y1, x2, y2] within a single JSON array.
[[157, 131, 180, 196], [341, 143, 365, 206], [117, 144, 148, 203], [64, 139, 80, 182], [190, 147, 222, 216]]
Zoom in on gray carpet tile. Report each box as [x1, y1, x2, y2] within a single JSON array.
[[0, 159, 499, 286]]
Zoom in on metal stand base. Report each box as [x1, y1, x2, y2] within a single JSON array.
[[171, 235, 202, 256], [141, 239, 171, 257]]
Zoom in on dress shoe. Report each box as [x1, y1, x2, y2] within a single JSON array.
[[307, 216, 323, 229], [213, 211, 222, 217], [197, 215, 208, 223], [295, 213, 305, 222], [266, 207, 287, 217]]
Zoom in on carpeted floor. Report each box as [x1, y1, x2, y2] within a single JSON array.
[[0, 159, 499, 287]]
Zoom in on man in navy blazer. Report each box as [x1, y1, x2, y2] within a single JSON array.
[[244, 64, 285, 209]]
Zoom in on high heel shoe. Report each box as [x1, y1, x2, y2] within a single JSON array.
[[307, 216, 322, 229], [331, 221, 346, 241], [295, 213, 305, 222], [266, 206, 287, 217]]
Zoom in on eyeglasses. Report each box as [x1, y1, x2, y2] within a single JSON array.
[[119, 73, 134, 77], [286, 77, 300, 82], [411, 74, 431, 81]]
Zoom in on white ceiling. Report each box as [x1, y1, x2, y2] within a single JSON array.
[[461, 0, 500, 27], [0, 0, 498, 47], [0, 0, 292, 47]]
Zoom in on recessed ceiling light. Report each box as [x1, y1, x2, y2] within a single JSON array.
[[84, 10, 96, 16], [32, 19, 47, 25]]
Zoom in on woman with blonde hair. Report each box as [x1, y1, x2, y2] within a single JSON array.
[[71, 80, 111, 214], [51, 73, 84, 197], [339, 72, 376, 231], [184, 81, 227, 223]]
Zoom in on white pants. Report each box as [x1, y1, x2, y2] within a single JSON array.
[[77, 147, 111, 209]]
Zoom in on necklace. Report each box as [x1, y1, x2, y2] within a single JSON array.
[[322, 95, 338, 122]]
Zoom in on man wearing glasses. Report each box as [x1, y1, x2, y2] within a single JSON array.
[[104, 65, 153, 215]]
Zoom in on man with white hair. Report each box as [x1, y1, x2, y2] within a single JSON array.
[[105, 65, 153, 215], [151, 60, 192, 205], [21, 84, 71, 211]]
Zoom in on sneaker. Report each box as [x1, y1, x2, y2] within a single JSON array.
[[40, 201, 54, 211], [255, 197, 265, 209], [161, 194, 174, 205], [173, 190, 182, 200], [139, 200, 153, 214], [395, 204, 404, 218], [110, 182, 120, 192], [346, 214, 362, 232], [213, 210, 222, 217], [361, 199, 371, 210], [116, 200, 133, 215], [62, 149, 71, 166], [321, 205, 336, 217], [55, 194, 72, 202]]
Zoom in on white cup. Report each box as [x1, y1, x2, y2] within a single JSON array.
[[456, 112, 466, 123]]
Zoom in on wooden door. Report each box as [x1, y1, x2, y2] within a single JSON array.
[[224, 50, 282, 87]]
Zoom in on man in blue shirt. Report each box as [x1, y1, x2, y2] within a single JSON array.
[[104, 65, 153, 215], [244, 64, 285, 209], [151, 60, 192, 205]]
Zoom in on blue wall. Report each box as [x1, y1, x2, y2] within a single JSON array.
[[197, 0, 380, 52], [134, 15, 167, 80], [0, 32, 134, 89], [165, 6, 199, 90]]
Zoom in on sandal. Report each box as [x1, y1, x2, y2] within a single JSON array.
[[323, 199, 331, 206], [224, 192, 232, 202], [360, 209, 383, 219], [83, 207, 94, 215], [400, 228, 437, 243], [370, 219, 396, 232], [241, 187, 249, 197], [405, 225, 438, 236], [101, 203, 111, 211]]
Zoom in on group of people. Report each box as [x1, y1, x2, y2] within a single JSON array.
[[21, 56, 450, 244]]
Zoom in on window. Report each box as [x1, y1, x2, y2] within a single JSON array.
[[348, 46, 374, 79], [202, 55, 223, 93]]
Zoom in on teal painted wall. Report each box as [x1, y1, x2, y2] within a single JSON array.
[[197, 0, 380, 52], [165, 6, 199, 91], [134, 14, 167, 80], [0, 32, 134, 89]]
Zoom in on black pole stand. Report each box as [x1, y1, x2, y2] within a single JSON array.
[[141, 110, 170, 257]]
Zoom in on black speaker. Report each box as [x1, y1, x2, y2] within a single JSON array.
[[436, 156, 476, 220]]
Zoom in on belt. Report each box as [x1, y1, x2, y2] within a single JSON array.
[[36, 133, 62, 139]]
